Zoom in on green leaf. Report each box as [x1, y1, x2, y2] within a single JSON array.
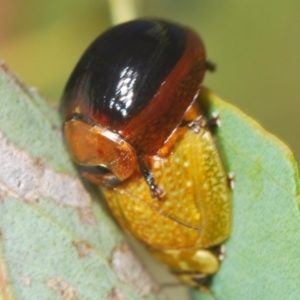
[[2, 59, 299, 300], [0, 63, 166, 300], [191, 89, 300, 300]]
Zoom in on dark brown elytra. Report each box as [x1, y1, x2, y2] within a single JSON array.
[[60, 19, 206, 156]]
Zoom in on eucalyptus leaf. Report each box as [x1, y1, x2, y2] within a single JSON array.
[[0, 63, 164, 300], [191, 89, 300, 300], [1, 60, 299, 300]]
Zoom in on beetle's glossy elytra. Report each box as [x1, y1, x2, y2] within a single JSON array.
[[61, 20, 206, 157], [60, 19, 231, 291]]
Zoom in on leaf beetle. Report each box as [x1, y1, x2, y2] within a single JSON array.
[[60, 19, 231, 292]]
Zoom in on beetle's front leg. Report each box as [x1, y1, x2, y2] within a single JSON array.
[[138, 155, 165, 200], [180, 115, 206, 134], [181, 111, 222, 134]]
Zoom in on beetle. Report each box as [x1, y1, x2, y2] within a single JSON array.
[[60, 19, 231, 291]]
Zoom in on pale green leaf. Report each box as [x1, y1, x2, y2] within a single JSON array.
[[1, 59, 299, 300], [0, 63, 165, 300], [191, 89, 300, 300]]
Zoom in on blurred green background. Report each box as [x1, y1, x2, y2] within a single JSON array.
[[0, 0, 299, 161]]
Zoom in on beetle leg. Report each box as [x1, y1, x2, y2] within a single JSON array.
[[161, 273, 217, 299], [181, 105, 221, 132], [209, 112, 221, 128], [205, 61, 216, 72], [171, 270, 211, 285], [171, 271, 216, 299], [78, 165, 122, 187], [138, 155, 165, 200], [187, 115, 206, 134], [227, 172, 235, 190], [181, 115, 207, 134], [218, 244, 226, 261]]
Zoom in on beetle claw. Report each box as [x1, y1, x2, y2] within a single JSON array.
[[139, 155, 165, 200], [209, 112, 221, 128], [186, 116, 206, 134], [147, 176, 165, 200], [205, 60, 216, 72], [217, 244, 226, 261], [227, 172, 235, 190], [150, 185, 166, 200]]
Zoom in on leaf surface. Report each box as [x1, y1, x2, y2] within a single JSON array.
[[0, 63, 164, 300], [192, 89, 300, 300], [1, 60, 299, 300]]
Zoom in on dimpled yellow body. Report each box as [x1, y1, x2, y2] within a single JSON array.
[[104, 108, 231, 286]]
